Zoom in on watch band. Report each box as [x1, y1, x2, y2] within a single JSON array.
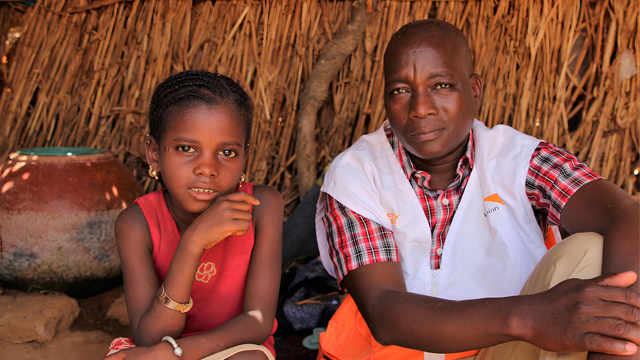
[[157, 283, 193, 313]]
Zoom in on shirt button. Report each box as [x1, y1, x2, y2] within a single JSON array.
[[442, 198, 449, 205], [436, 248, 443, 255]]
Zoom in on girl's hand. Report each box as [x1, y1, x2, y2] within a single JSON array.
[[104, 342, 175, 360], [185, 192, 260, 250]]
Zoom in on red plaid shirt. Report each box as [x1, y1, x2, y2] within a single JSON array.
[[322, 125, 602, 286]]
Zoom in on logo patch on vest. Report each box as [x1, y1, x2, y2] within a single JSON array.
[[195, 262, 217, 283], [483, 193, 503, 217], [484, 206, 500, 217], [387, 213, 399, 226], [483, 193, 504, 205]]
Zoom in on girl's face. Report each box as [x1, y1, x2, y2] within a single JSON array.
[[147, 103, 246, 220]]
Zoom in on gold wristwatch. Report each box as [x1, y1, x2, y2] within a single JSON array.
[[157, 283, 193, 313]]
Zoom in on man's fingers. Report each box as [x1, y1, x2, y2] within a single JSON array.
[[599, 301, 640, 326], [222, 192, 260, 205], [595, 271, 638, 288], [584, 317, 640, 345], [581, 333, 638, 356], [593, 285, 640, 308]]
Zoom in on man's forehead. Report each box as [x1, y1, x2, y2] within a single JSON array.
[[384, 35, 461, 76]]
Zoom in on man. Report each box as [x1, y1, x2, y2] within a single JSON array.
[[315, 19, 639, 360]]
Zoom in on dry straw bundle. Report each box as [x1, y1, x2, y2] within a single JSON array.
[[0, 0, 638, 215]]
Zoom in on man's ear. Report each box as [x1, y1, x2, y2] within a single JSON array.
[[469, 74, 484, 111], [145, 135, 161, 172]]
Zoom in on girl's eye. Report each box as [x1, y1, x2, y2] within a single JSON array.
[[390, 88, 408, 95], [435, 83, 452, 90], [218, 149, 237, 158], [177, 145, 196, 153]]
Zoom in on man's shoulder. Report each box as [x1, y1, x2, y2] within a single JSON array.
[[473, 120, 541, 157]]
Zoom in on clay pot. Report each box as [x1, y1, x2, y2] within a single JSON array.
[[0, 148, 143, 297]]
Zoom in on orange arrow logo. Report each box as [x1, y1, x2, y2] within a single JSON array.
[[484, 193, 504, 205]]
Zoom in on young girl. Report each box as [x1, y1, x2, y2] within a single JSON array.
[[106, 71, 282, 360]]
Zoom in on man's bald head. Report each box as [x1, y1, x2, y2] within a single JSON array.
[[384, 19, 474, 77]]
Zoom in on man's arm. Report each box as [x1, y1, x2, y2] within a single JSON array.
[[326, 190, 639, 355], [343, 259, 639, 355], [560, 179, 640, 360]]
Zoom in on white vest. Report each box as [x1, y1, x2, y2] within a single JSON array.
[[316, 120, 548, 300]]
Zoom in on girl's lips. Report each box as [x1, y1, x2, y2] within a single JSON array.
[[187, 188, 218, 201], [411, 128, 444, 141]]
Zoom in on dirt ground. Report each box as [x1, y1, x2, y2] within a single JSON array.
[[0, 287, 129, 360], [0, 286, 316, 360]]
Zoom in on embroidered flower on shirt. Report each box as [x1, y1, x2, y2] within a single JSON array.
[[195, 262, 217, 283]]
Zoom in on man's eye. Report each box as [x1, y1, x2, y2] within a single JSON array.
[[218, 149, 237, 158], [177, 145, 196, 153], [435, 83, 452, 90], [390, 88, 408, 95]]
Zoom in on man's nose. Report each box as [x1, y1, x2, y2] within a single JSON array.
[[409, 89, 438, 119], [194, 153, 218, 177]]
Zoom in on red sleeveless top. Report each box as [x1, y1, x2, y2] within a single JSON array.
[[134, 183, 275, 355]]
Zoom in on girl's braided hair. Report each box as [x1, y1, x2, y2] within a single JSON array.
[[148, 70, 254, 146]]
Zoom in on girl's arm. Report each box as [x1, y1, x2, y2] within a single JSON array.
[[171, 185, 283, 359], [118, 191, 261, 346], [110, 186, 283, 359], [115, 203, 197, 344]]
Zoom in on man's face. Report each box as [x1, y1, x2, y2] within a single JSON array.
[[383, 35, 483, 165]]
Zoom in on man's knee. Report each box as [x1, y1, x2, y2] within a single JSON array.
[[226, 349, 271, 360], [521, 232, 603, 295]]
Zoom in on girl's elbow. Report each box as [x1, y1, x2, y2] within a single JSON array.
[[245, 310, 274, 342]]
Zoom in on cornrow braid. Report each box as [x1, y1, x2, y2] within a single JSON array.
[[148, 70, 254, 146]]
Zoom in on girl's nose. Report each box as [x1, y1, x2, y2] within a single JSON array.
[[409, 89, 438, 119], [194, 154, 218, 177]]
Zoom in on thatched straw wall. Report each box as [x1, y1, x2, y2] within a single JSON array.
[[1, 0, 638, 214]]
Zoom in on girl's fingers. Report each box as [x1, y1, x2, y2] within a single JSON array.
[[227, 209, 252, 221], [222, 192, 260, 205], [226, 200, 252, 212]]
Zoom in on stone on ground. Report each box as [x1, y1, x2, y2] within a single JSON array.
[[0, 329, 112, 360], [0, 290, 80, 343], [106, 293, 129, 326]]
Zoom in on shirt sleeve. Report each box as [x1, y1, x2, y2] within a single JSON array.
[[322, 194, 399, 287], [526, 142, 602, 227]]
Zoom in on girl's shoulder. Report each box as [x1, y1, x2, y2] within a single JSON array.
[[250, 184, 284, 228], [252, 184, 283, 209], [114, 202, 153, 253]]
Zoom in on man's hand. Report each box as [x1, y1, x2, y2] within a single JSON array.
[[520, 272, 639, 356]]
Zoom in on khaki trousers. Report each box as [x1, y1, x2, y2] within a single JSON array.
[[474, 232, 604, 360]]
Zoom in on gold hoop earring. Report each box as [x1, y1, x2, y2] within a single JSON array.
[[238, 173, 246, 187], [149, 166, 159, 180]]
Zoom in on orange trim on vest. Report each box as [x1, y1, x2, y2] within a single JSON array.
[[483, 193, 504, 205], [318, 295, 479, 360], [545, 225, 557, 250]]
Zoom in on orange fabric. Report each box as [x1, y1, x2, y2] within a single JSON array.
[[445, 350, 480, 359], [318, 295, 478, 360], [483, 193, 504, 205], [544, 225, 558, 250]]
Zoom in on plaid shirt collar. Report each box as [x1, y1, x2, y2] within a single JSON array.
[[384, 124, 475, 189]]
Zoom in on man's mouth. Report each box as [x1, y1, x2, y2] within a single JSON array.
[[411, 128, 444, 141]]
